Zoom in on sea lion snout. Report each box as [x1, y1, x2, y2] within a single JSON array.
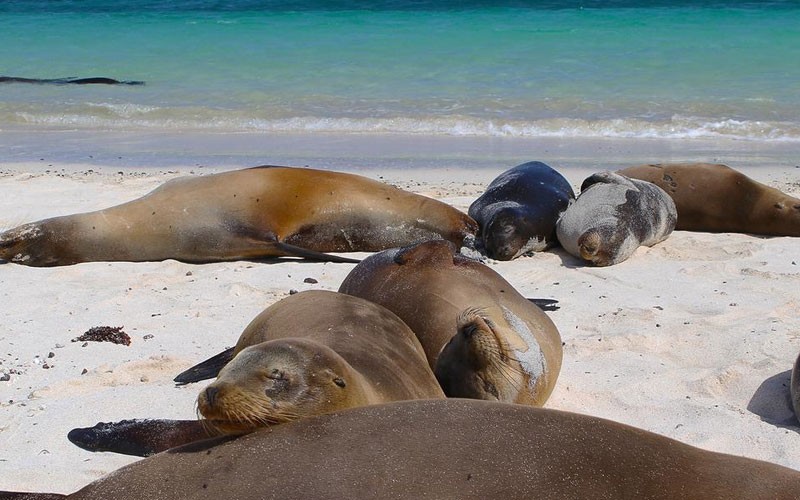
[[0, 223, 41, 263], [0, 220, 79, 266], [204, 386, 219, 406]]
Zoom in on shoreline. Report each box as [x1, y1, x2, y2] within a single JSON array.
[[1, 149, 799, 493], [2, 129, 800, 172]]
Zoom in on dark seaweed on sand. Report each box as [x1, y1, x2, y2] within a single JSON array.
[[73, 326, 131, 346]]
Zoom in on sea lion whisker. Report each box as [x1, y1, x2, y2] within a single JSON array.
[[456, 306, 490, 326], [496, 361, 526, 392]]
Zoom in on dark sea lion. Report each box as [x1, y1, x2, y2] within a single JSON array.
[[468, 161, 575, 260], [0, 76, 144, 85], [6, 399, 800, 499], [792, 352, 800, 424], [618, 162, 800, 236], [0, 493, 65, 499], [68, 290, 443, 456], [339, 240, 562, 405], [556, 171, 677, 266], [0, 166, 477, 266]]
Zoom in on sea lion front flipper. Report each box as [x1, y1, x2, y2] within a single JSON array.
[[527, 298, 560, 311], [174, 347, 236, 384], [68, 419, 210, 457], [272, 242, 360, 264]]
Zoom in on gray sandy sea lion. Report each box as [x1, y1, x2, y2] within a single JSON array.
[[6, 399, 800, 499], [468, 161, 575, 260], [339, 240, 562, 406], [556, 171, 677, 266], [68, 290, 443, 456], [618, 163, 800, 236], [0, 165, 477, 266]]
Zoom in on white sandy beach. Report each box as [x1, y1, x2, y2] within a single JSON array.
[[1, 138, 799, 494]]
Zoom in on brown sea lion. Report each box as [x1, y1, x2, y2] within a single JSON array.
[[468, 161, 575, 260], [339, 240, 562, 406], [6, 399, 800, 499], [68, 290, 443, 456], [618, 162, 800, 236], [556, 171, 677, 266], [0, 165, 477, 266]]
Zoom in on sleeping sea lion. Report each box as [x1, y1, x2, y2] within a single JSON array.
[[6, 399, 800, 499], [0, 166, 477, 266], [618, 162, 800, 236], [67, 290, 443, 456], [468, 161, 575, 260], [339, 240, 562, 406], [556, 171, 677, 266]]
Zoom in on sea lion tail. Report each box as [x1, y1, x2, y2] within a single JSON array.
[[527, 298, 560, 311], [274, 242, 361, 264], [174, 347, 236, 384]]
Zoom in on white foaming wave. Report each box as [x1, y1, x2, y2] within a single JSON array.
[[6, 104, 800, 142]]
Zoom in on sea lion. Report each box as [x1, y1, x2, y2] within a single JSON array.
[[339, 240, 562, 406], [0, 76, 144, 85], [468, 161, 575, 260], [556, 171, 677, 266], [618, 162, 800, 236], [0, 165, 477, 266], [6, 399, 800, 499], [792, 352, 800, 424], [67, 290, 444, 456], [0, 493, 65, 499]]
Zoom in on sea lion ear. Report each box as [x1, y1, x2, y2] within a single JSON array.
[[321, 368, 347, 388], [393, 240, 457, 265]]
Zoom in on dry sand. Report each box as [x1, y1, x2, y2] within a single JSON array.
[[1, 156, 799, 494]]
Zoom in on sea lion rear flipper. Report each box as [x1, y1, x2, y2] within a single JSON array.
[[273, 242, 360, 263], [174, 347, 236, 384], [527, 298, 560, 311], [68, 419, 210, 457]]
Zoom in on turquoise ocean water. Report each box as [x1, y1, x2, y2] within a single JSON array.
[[1, 1, 800, 166]]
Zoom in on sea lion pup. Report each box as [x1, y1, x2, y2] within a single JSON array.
[[0, 165, 477, 266], [68, 290, 444, 457], [556, 171, 677, 266], [618, 162, 800, 236], [338, 240, 562, 406], [7, 399, 800, 499], [468, 161, 575, 260]]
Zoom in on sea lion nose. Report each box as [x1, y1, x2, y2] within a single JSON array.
[[205, 386, 219, 406]]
